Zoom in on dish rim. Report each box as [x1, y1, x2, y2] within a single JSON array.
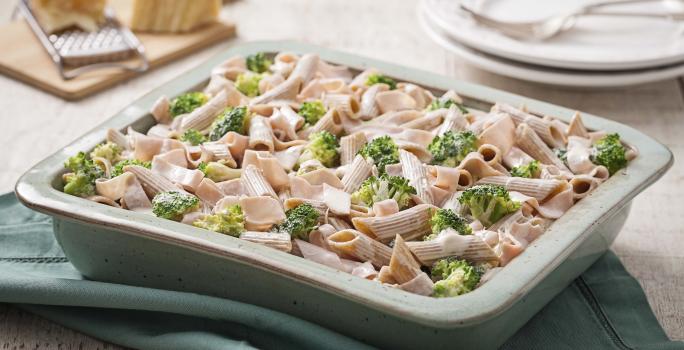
[[14, 40, 673, 328]]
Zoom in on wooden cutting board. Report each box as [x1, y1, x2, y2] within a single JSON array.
[[0, 1, 236, 100]]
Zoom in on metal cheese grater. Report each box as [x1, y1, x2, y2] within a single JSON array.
[[18, 0, 149, 80]]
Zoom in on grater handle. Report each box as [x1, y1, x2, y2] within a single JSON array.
[[58, 50, 149, 80]]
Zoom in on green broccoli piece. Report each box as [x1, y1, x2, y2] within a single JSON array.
[[427, 97, 469, 114], [509, 160, 540, 178], [272, 203, 319, 241], [299, 100, 327, 126], [357, 135, 399, 175], [199, 161, 240, 182], [89, 142, 122, 164], [235, 73, 262, 97], [365, 73, 397, 90], [298, 131, 340, 168], [425, 208, 472, 240], [459, 184, 520, 227], [428, 131, 477, 167], [169, 92, 208, 117], [431, 258, 482, 298], [246, 52, 272, 73], [591, 133, 627, 175], [193, 204, 245, 237], [351, 174, 416, 210], [63, 173, 96, 197], [111, 159, 151, 178], [151, 191, 200, 221], [209, 107, 249, 141], [181, 129, 207, 146], [63, 152, 105, 197]]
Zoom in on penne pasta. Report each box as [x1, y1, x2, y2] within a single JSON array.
[[327, 229, 392, 268], [341, 155, 373, 193], [241, 164, 278, 199], [123, 164, 184, 197], [352, 204, 434, 243], [515, 123, 571, 173], [340, 132, 367, 166], [388, 235, 423, 284], [239, 231, 293, 253], [492, 103, 567, 148], [476, 176, 569, 202], [400, 149, 433, 205], [248, 115, 275, 152], [406, 232, 499, 266]]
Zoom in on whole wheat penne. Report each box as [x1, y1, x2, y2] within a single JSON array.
[[241, 165, 278, 199], [437, 105, 468, 135], [151, 96, 171, 124], [248, 115, 275, 152], [401, 109, 443, 130], [327, 216, 354, 231], [376, 265, 397, 284], [289, 53, 319, 85], [240, 231, 293, 253], [324, 93, 360, 120], [400, 149, 433, 205], [567, 112, 589, 138], [250, 76, 302, 106], [180, 88, 228, 132], [477, 176, 567, 202], [340, 132, 367, 166], [341, 155, 373, 193], [308, 108, 343, 136], [201, 142, 237, 168], [352, 204, 434, 243], [569, 175, 598, 200], [123, 164, 186, 198], [358, 84, 388, 120], [515, 123, 571, 173], [406, 232, 499, 266], [493, 103, 566, 148], [477, 144, 502, 167], [327, 229, 392, 268], [389, 235, 423, 284]]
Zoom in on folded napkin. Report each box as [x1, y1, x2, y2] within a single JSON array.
[[0, 193, 680, 350]]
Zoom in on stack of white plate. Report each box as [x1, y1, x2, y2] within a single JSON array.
[[419, 0, 684, 87]]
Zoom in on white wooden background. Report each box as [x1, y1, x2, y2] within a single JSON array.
[[0, 0, 682, 348]]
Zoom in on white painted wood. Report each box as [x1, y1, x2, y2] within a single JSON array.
[[0, 0, 681, 347]]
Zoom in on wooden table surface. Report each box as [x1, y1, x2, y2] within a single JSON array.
[[1, 0, 682, 348]]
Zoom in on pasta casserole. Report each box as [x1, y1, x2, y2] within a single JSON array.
[[60, 51, 636, 298]]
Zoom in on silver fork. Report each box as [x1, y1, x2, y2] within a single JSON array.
[[460, 0, 684, 41]]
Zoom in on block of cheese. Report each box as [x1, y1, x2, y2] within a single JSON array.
[[31, 0, 106, 33], [130, 0, 221, 33]]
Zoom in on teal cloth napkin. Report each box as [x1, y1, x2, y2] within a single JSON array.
[[0, 192, 681, 350]]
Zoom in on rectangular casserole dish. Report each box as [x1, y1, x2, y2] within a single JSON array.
[[15, 41, 673, 349]]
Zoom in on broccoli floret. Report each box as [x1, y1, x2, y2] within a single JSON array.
[[428, 131, 477, 167], [90, 142, 122, 164], [235, 73, 262, 97], [426, 208, 472, 240], [298, 131, 339, 168], [63, 152, 105, 197], [63, 173, 95, 197], [193, 204, 245, 237], [509, 160, 540, 178], [458, 184, 520, 227], [431, 258, 482, 298], [271, 203, 319, 241], [246, 52, 272, 73], [199, 161, 239, 182], [299, 100, 327, 126], [151, 191, 200, 221], [351, 174, 416, 210], [181, 129, 206, 146], [169, 92, 207, 117], [591, 133, 627, 175], [111, 159, 151, 177], [357, 135, 399, 175], [209, 107, 249, 140], [365, 73, 397, 90], [427, 97, 469, 114]]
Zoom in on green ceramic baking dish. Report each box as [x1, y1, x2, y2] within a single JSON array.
[[15, 41, 673, 349]]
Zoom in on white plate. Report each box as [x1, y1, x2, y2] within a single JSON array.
[[423, 0, 684, 71], [419, 5, 684, 87]]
